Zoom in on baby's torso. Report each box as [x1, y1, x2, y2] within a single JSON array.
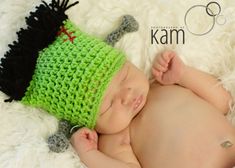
[[98, 83, 235, 168]]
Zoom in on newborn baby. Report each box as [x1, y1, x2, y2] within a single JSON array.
[[71, 51, 235, 168]]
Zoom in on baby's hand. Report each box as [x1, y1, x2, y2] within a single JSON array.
[[70, 127, 98, 156], [152, 51, 186, 85]]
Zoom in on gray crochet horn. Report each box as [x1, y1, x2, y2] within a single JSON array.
[[105, 14, 139, 46], [47, 120, 72, 153]]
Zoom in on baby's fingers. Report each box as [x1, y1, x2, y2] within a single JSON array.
[[153, 57, 168, 72], [157, 56, 168, 67], [89, 130, 98, 143], [154, 63, 167, 72], [152, 68, 163, 81], [162, 51, 175, 63]]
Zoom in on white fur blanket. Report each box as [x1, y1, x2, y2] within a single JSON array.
[[0, 0, 235, 167]]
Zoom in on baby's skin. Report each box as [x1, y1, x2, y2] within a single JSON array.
[[71, 51, 235, 168]]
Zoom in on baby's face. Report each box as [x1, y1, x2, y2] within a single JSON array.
[[95, 61, 149, 134]]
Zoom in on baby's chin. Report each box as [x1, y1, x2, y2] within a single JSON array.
[[95, 121, 131, 134], [96, 127, 127, 135]]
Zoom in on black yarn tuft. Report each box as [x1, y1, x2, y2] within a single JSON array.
[[0, 0, 79, 102]]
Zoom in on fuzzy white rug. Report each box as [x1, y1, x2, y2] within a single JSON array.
[[0, 0, 235, 167]]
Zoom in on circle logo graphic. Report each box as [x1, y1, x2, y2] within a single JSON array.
[[184, 1, 226, 36]]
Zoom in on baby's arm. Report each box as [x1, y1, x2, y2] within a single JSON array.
[[70, 128, 141, 168], [152, 51, 232, 114], [177, 65, 232, 114]]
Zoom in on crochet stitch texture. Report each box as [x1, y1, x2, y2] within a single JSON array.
[[21, 20, 126, 128]]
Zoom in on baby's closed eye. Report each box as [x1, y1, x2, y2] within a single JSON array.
[[122, 66, 129, 82]]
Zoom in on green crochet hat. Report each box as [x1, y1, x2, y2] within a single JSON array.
[[21, 20, 126, 128], [0, 0, 126, 129]]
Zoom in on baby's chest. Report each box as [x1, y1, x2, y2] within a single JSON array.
[[98, 127, 131, 155]]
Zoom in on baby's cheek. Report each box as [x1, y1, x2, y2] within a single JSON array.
[[95, 115, 117, 134], [95, 116, 107, 133], [111, 112, 131, 128]]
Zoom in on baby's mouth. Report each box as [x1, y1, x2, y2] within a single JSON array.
[[133, 95, 143, 112]]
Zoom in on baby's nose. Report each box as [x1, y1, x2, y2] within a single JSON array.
[[121, 88, 135, 106]]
